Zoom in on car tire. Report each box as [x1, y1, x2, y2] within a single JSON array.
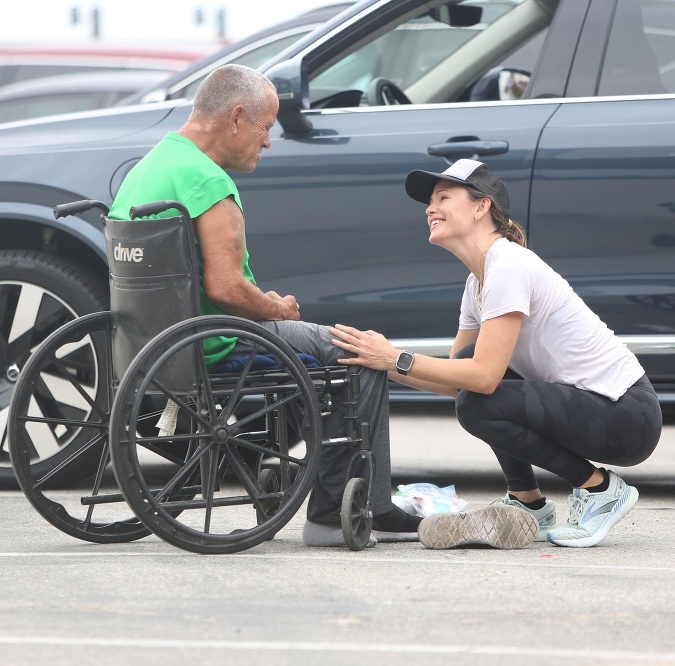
[[0, 249, 108, 489]]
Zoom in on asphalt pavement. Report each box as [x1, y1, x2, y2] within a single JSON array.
[[0, 405, 673, 666]]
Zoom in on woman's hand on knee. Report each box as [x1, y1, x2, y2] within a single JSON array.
[[330, 324, 397, 370]]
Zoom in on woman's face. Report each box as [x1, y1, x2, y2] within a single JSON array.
[[425, 181, 479, 247]]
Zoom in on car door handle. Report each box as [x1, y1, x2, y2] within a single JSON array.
[[427, 139, 509, 158]]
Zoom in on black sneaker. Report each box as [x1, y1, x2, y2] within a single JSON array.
[[371, 504, 421, 542]]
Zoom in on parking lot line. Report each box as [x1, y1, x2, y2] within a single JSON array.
[[0, 550, 673, 574], [0, 635, 674, 661]]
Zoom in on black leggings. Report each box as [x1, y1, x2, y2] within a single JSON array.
[[453, 346, 663, 490]]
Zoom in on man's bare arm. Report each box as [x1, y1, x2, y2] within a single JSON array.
[[196, 197, 299, 321]]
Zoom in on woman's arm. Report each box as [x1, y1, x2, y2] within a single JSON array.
[[330, 311, 523, 395], [387, 328, 479, 397]]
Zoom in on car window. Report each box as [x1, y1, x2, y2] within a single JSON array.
[[1, 64, 133, 86], [599, 0, 675, 95], [309, 0, 556, 106], [231, 32, 315, 71], [0, 92, 108, 123], [176, 32, 314, 101]]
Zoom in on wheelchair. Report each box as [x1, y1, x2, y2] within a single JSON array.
[[8, 200, 375, 553]]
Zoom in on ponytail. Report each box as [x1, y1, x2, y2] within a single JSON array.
[[466, 188, 528, 247], [502, 217, 528, 247]]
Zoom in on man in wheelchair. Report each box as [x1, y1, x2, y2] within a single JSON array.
[[108, 64, 421, 548]]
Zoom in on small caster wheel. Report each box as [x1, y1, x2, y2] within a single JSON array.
[[341, 477, 372, 551], [256, 468, 281, 526]]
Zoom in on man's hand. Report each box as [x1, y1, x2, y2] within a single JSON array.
[[266, 291, 300, 321]]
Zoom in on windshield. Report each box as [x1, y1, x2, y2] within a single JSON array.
[[178, 32, 315, 101]]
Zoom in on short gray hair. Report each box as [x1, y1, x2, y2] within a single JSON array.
[[192, 64, 276, 120]]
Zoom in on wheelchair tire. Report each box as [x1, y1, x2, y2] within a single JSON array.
[[0, 249, 108, 489], [110, 315, 323, 554], [8, 312, 150, 543], [341, 477, 372, 551]]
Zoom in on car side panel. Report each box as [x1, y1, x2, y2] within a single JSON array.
[[236, 101, 559, 339], [529, 97, 675, 386]]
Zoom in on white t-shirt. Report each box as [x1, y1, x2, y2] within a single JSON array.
[[458, 238, 644, 401]]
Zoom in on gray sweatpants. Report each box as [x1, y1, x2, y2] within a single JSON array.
[[232, 320, 393, 524]]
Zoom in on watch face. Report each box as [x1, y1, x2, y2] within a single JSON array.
[[397, 351, 414, 373]]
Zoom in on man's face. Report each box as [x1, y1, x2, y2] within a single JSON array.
[[234, 90, 279, 172]]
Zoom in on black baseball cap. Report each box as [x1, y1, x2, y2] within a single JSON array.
[[405, 159, 510, 220]]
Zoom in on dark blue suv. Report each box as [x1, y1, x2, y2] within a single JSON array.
[[1, 0, 674, 486]]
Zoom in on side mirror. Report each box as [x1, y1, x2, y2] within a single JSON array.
[[264, 56, 313, 134], [470, 68, 531, 102]]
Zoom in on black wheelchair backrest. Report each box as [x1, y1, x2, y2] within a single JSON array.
[[102, 201, 202, 391]]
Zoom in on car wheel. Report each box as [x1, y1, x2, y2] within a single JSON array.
[[0, 249, 108, 489]]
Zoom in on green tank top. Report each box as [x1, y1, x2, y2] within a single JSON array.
[[109, 131, 256, 368]]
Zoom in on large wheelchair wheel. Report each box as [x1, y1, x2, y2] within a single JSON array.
[[7, 312, 150, 543], [110, 316, 323, 554]]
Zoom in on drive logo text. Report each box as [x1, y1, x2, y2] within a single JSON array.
[[114, 242, 144, 263]]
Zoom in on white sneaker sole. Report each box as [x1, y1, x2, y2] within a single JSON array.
[[534, 528, 550, 543], [371, 530, 419, 543], [547, 486, 639, 548], [418, 505, 539, 550]]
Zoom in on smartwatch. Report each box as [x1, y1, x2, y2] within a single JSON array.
[[395, 351, 415, 375]]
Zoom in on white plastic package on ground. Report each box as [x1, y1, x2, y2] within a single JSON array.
[[393, 483, 468, 518]]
